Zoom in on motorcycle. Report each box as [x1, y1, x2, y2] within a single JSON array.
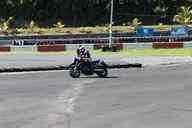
[[69, 57, 108, 78]]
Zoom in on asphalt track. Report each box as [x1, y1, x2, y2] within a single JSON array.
[[0, 64, 192, 128], [1, 55, 192, 69]]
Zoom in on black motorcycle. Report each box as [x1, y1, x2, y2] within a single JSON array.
[[69, 58, 108, 78]]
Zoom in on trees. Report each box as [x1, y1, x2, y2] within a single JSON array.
[[0, 0, 191, 26], [173, 6, 192, 25]]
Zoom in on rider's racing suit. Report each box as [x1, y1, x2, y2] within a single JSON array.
[[73, 48, 91, 64]]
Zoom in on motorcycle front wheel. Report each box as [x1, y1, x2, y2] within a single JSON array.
[[69, 67, 80, 78]]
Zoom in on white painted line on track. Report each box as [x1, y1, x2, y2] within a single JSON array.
[[0, 70, 67, 75]]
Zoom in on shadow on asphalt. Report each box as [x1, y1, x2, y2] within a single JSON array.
[[79, 76, 120, 79]]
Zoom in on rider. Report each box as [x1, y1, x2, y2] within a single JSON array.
[[73, 45, 91, 64], [77, 45, 108, 68], [77, 45, 91, 61], [73, 45, 107, 68]]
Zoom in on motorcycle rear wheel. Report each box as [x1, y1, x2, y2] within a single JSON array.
[[97, 68, 108, 78]]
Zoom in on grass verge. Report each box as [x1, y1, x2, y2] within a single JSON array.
[[5, 25, 174, 35], [104, 48, 192, 57]]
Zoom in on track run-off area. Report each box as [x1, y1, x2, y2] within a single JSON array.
[[0, 64, 192, 128]]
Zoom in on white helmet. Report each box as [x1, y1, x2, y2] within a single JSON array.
[[79, 46, 85, 52]]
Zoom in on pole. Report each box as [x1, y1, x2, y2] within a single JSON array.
[[109, 0, 114, 48]]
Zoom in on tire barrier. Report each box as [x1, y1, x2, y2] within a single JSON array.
[[10, 45, 37, 52], [94, 43, 123, 50], [38, 45, 66, 52], [4, 42, 192, 52], [0, 46, 11, 52], [113, 43, 123, 50], [37, 41, 56, 45], [93, 43, 103, 50], [153, 42, 183, 49]]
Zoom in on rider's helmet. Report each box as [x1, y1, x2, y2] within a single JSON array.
[[79, 45, 86, 54]]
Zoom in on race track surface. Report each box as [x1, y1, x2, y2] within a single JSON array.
[[1, 55, 192, 68], [0, 64, 192, 128]]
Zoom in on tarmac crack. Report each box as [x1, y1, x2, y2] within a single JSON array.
[[47, 79, 96, 128]]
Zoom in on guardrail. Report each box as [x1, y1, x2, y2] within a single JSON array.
[[1, 41, 192, 52], [1, 35, 192, 46]]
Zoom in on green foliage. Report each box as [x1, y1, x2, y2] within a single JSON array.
[[154, 6, 168, 14], [79, 27, 92, 33], [0, 0, 191, 26], [22, 20, 40, 34], [127, 18, 142, 28], [158, 22, 163, 26], [29, 20, 38, 29], [1, 1, 192, 27], [13, 25, 171, 35], [53, 21, 65, 29], [173, 6, 192, 24], [102, 22, 114, 27], [0, 16, 14, 31], [24, 20, 39, 29]]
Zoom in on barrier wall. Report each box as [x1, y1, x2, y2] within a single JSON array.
[[11, 45, 37, 52], [93, 43, 123, 50], [38, 45, 66, 52], [65, 44, 94, 50], [4, 42, 192, 52], [114, 43, 123, 50], [0, 40, 12, 46], [153, 42, 183, 49], [0, 46, 11, 52], [94, 44, 103, 49], [123, 43, 153, 49], [183, 41, 192, 48]]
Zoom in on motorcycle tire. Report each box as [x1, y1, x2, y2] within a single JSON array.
[[69, 67, 80, 78], [81, 63, 93, 75], [97, 68, 108, 78]]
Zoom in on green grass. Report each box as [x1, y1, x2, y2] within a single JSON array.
[[116, 48, 192, 56], [91, 48, 192, 57], [1, 48, 192, 56]]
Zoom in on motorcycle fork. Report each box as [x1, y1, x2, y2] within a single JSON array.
[[75, 62, 82, 70]]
